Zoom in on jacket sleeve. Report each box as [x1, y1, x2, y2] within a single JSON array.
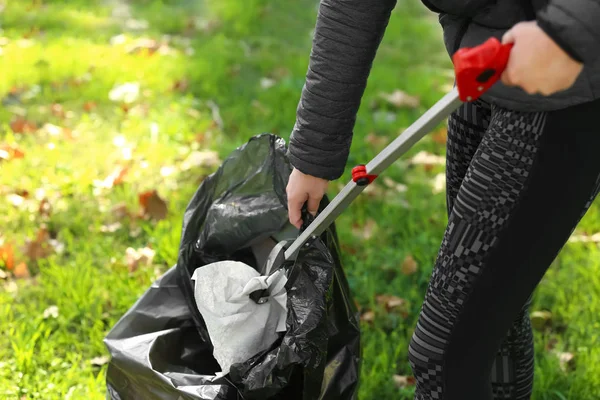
[[536, 0, 600, 64], [287, 0, 397, 181]]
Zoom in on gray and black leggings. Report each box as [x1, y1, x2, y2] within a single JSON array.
[[408, 98, 600, 400]]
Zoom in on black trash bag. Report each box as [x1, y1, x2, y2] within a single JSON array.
[[104, 134, 361, 400]]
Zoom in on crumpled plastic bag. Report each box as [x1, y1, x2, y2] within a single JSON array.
[[191, 261, 288, 377], [104, 133, 361, 400]]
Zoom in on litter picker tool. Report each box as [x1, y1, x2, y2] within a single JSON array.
[[278, 38, 513, 266]]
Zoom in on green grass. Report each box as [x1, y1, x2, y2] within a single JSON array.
[[0, 0, 599, 399]]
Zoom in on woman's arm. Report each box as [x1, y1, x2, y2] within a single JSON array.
[[287, 0, 398, 181], [536, 0, 600, 64]]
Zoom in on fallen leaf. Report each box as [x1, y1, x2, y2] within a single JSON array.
[[382, 177, 408, 193], [0, 269, 6, 279], [125, 18, 149, 31], [50, 103, 65, 118], [109, 34, 127, 46], [16, 189, 30, 198], [363, 182, 385, 198], [110, 166, 129, 186], [13, 262, 30, 279], [351, 219, 377, 240], [431, 173, 446, 194], [138, 190, 168, 220], [125, 246, 156, 272], [111, 203, 131, 219], [376, 294, 406, 312], [0, 242, 15, 271], [160, 165, 176, 177], [109, 82, 140, 104], [206, 100, 224, 131], [409, 151, 446, 167], [260, 77, 276, 89], [0, 144, 25, 161], [43, 305, 59, 319], [401, 255, 418, 276], [24, 228, 53, 261], [546, 337, 559, 351], [83, 101, 97, 112], [393, 375, 416, 388], [95, 166, 129, 189], [38, 198, 52, 218], [10, 118, 37, 134], [432, 127, 448, 145], [270, 67, 290, 80], [181, 150, 221, 171], [530, 310, 552, 331], [125, 37, 160, 54], [41, 123, 64, 137], [90, 355, 110, 367], [100, 222, 122, 233], [556, 352, 575, 372], [365, 133, 389, 149], [379, 90, 420, 109], [568, 232, 600, 243], [6, 193, 26, 207], [172, 79, 190, 92], [360, 310, 375, 323]]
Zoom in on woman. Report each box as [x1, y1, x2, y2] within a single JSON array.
[[285, 1, 600, 399]]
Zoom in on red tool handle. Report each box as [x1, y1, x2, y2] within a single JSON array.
[[453, 37, 513, 102]]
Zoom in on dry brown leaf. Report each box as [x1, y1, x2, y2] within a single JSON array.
[[181, 150, 221, 171], [556, 352, 575, 372], [432, 127, 448, 145], [365, 133, 389, 149], [24, 228, 53, 261], [39, 198, 52, 218], [96, 166, 129, 189], [393, 375, 416, 388], [139, 190, 168, 220], [126, 38, 161, 55], [401, 255, 418, 276], [0, 242, 15, 271], [10, 118, 37, 134], [125, 246, 156, 272], [351, 219, 377, 240], [360, 310, 375, 323], [0, 144, 25, 161], [382, 177, 408, 193], [409, 151, 446, 167], [111, 203, 131, 219], [100, 222, 123, 233], [431, 173, 446, 194], [83, 101, 97, 112], [375, 294, 406, 312], [531, 310, 552, 331], [50, 103, 65, 118], [13, 262, 30, 279], [40, 123, 66, 137], [568, 232, 600, 243], [379, 90, 420, 109], [43, 305, 59, 319], [90, 355, 110, 367], [172, 79, 190, 92], [546, 337, 559, 351]]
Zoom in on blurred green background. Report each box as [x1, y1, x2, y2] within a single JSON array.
[[1, 0, 599, 399]]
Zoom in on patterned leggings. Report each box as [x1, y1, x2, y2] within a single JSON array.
[[408, 98, 600, 400]]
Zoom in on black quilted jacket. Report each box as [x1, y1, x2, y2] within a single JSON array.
[[287, 0, 600, 181]]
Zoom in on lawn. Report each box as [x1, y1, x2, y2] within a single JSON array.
[[0, 0, 599, 399]]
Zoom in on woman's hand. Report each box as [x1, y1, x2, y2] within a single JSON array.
[[286, 168, 329, 229], [501, 21, 583, 96]]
